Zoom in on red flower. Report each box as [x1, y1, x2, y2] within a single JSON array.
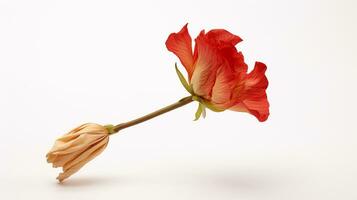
[[166, 24, 269, 121]]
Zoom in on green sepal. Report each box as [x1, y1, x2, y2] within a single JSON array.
[[202, 100, 225, 112], [201, 103, 206, 118], [194, 102, 207, 121], [104, 124, 116, 135], [192, 95, 225, 113], [175, 63, 193, 94]]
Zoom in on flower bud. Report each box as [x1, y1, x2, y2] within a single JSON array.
[[46, 123, 110, 182]]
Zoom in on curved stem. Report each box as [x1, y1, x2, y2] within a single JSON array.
[[111, 96, 193, 134]]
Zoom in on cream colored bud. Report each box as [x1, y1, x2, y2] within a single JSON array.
[[46, 123, 110, 182]]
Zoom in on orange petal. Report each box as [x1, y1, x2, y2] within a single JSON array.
[[210, 57, 247, 110], [230, 62, 269, 121], [190, 31, 223, 98], [211, 64, 235, 107], [166, 24, 194, 79], [191, 28, 247, 100], [206, 29, 242, 46]]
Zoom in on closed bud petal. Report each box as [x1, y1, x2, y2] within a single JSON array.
[[46, 123, 110, 182]]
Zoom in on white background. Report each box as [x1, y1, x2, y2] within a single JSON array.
[[1, 0, 357, 199]]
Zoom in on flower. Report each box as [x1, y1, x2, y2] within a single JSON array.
[[166, 24, 269, 121], [46, 123, 110, 182]]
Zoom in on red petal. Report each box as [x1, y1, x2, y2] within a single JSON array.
[[206, 29, 247, 74], [191, 28, 247, 102], [210, 64, 235, 107], [230, 62, 269, 121], [206, 37, 247, 107], [221, 48, 248, 74], [206, 29, 243, 46], [166, 24, 194, 79], [190, 31, 224, 98]]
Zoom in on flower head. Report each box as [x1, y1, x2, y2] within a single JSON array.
[[46, 123, 110, 182], [166, 24, 269, 121]]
